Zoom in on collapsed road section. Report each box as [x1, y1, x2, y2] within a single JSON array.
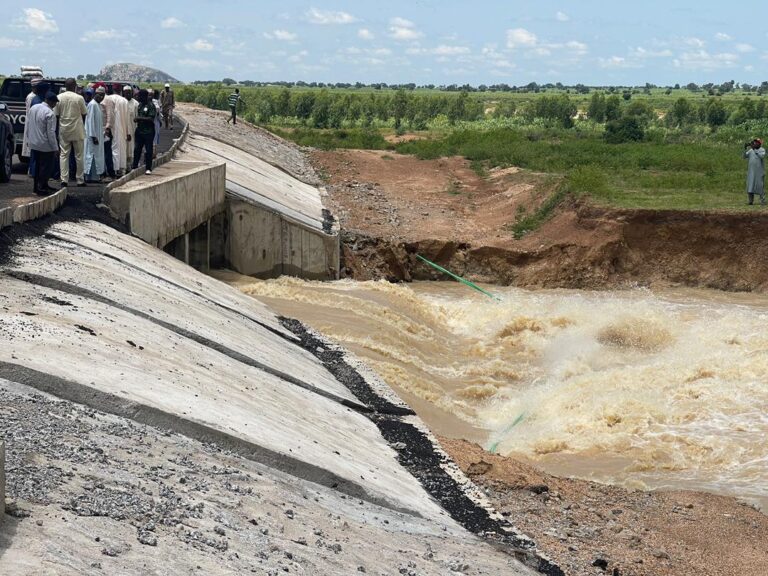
[[0, 210, 560, 575]]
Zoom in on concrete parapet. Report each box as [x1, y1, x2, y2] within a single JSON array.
[[0, 206, 13, 229], [0, 189, 67, 231], [104, 115, 190, 195], [107, 161, 225, 248]]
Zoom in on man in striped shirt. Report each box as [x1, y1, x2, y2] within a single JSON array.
[[226, 88, 241, 125]]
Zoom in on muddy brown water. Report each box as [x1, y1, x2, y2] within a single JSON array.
[[213, 270, 768, 512]]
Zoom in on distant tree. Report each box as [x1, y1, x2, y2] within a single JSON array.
[[294, 92, 316, 123], [667, 97, 693, 127], [704, 99, 728, 128], [311, 90, 331, 128], [275, 88, 291, 117], [222, 77, 237, 85], [605, 94, 622, 121], [622, 91, 632, 101], [587, 92, 607, 122], [625, 100, 655, 125], [392, 90, 409, 129], [604, 116, 645, 143]]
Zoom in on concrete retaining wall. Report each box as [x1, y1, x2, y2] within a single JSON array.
[[0, 189, 68, 231], [226, 198, 339, 280], [107, 161, 225, 248]]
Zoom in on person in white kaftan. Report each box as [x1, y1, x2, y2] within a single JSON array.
[[106, 91, 128, 174], [83, 88, 105, 183], [744, 138, 766, 205], [122, 86, 138, 168]]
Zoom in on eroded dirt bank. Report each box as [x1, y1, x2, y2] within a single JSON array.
[[314, 149, 768, 291], [441, 438, 768, 576]]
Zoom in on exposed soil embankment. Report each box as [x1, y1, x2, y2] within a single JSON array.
[[340, 202, 768, 291], [315, 148, 768, 291]]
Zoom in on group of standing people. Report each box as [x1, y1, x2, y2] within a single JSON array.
[[22, 77, 176, 195]]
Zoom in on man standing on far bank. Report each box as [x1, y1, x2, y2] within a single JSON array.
[[744, 138, 766, 205], [56, 78, 88, 187]]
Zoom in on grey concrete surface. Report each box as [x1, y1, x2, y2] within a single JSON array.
[[0, 381, 534, 576], [106, 160, 225, 249]]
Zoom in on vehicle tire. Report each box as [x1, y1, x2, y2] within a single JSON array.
[[0, 140, 12, 183]]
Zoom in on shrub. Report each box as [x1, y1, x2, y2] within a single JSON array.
[[604, 116, 645, 143]]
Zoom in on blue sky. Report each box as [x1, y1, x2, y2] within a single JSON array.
[[2, 1, 767, 85]]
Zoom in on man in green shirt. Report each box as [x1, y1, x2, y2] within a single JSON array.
[[131, 89, 157, 174], [227, 88, 242, 125]]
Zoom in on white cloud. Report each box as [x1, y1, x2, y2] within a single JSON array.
[[565, 40, 588, 55], [264, 29, 298, 41], [306, 8, 357, 25], [0, 37, 24, 49], [288, 50, 309, 63], [684, 37, 705, 48], [433, 44, 471, 56], [177, 58, 214, 68], [599, 56, 642, 69], [81, 29, 119, 42], [161, 17, 185, 29], [185, 38, 214, 51], [358, 28, 374, 40], [736, 43, 755, 53], [715, 32, 732, 41], [18, 8, 58, 33], [630, 46, 673, 58], [555, 11, 570, 22], [389, 17, 423, 41], [409, 45, 471, 56], [673, 50, 739, 70], [506, 28, 537, 48]]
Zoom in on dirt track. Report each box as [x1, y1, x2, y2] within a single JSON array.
[[314, 149, 768, 291]]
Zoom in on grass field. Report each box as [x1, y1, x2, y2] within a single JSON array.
[[163, 84, 767, 216]]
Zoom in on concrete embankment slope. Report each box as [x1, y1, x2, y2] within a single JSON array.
[[0, 215, 551, 575], [176, 103, 339, 280]]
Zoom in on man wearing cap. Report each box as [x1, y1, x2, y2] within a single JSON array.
[[84, 88, 105, 183], [26, 92, 59, 194], [55, 78, 88, 187], [160, 83, 175, 130], [744, 138, 766, 205]]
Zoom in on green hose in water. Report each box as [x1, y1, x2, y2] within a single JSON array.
[[415, 254, 502, 302], [415, 254, 515, 452], [488, 412, 526, 454]]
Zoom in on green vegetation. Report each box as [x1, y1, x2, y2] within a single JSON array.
[[175, 82, 768, 217]]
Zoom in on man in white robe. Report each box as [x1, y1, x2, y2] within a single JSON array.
[[83, 88, 105, 183], [122, 86, 138, 169], [105, 89, 128, 175]]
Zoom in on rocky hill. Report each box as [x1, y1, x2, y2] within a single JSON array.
[[99, 62, 179, 83]]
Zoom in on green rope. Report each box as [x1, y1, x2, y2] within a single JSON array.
[[415, 254, 501, 301], [488, 412, 526, 454]]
